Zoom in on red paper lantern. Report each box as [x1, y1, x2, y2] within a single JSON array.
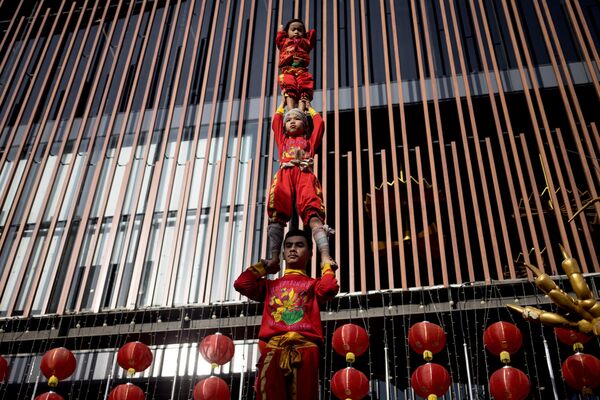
[[108, 383, 145, 400], [330, 367, 369, 400], [40, 347, 76, 387], [34, 392, 65, 400], [332, 324, 369, 363], [483, 321, 522, 363], [410, 363, 451, 399], [489, 366, 530, 400], [562, 353, 600, 395], [554, 327, 592, 352], [199, 333, 235, 368], [0, 355, 7, 382], [193, 376, 230, 400], [408, 321, 446, 361], [117, 341, 153, 376]]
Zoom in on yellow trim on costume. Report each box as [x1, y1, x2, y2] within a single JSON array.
[[307, 107, 318, 117], [259, 350, 275, 397], [249, 262, 267, 276], [321, 263, 334, 276], [284, 268, 308, 277], [276, 106, 285, 115]]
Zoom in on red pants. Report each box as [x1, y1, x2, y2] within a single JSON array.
[[268, 167, 325, 225], [279, 67, 314, 101], [255, 346, 320, 400]]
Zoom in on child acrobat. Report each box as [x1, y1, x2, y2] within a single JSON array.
[[262, 99, 336, 274], [276, 19, 316, 111]]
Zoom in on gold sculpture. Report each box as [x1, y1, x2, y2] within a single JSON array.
[[507, 245, 600, 336]]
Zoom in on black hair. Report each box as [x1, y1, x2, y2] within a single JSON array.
[[284, 18, 306, 33], [284, 228, 313, 250]]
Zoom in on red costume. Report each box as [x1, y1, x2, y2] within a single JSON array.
[[234, 262, 339, 400], [276, 29, 316, 100], [268, 110, 325, 225]]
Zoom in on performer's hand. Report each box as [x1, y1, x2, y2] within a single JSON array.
[[261, 259, 281, 275], [278, 24, 285, 32]]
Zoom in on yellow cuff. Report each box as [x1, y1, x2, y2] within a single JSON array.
[[321, 263, 334, 276], [276, 107, 285, 115], [307, 108, 318, 117], [248, 262, 267, 276]]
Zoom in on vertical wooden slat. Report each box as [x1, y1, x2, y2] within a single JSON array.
[[0, 1, 24, 58], [0, 3, 71, 306], [244, 0, 274, 265], [414, 146, 434, 285], [358, 0, 381, 289], [348, 0, 367, 292], [176, 0, 226, 305], [409, 0, 453, 285], [565, 0, 600, 101], [380, 150, 395, 287], [451, 142, 475, 282], [387, 0, 416, 288], [50, 0, 133, 314], [0, 1, 45, 125], [332, 0, 342, 283], [554, 128, 598, 271], [70, 0, 149, 312], [0, 6, 49, 207], [377, 0, 406, 288], [495, 0, 575, 272], [160, 0, 212, 305], [123, 0, 186, 309], [39, 1, 115, 314], [0, 17, 25, 90], [206, 0, 252, 300], [128, 0, 198, 308], [531, 0, 598, 270], [466, 0, 533, 269], [86, 0, 164, 311], [347, 151, 355, 293], [5, 1, 91, 316]]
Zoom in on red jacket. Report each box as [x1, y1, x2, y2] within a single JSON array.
[[234, 268, 339, 344], [272, 112, 324, 164], [276, 29, 316, 68]]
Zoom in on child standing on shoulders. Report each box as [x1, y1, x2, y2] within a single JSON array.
[[263, 99, 336, 274], [276, 19, 316, 110]]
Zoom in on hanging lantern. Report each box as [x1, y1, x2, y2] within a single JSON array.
[[193, 376, 230, 400], [40, 347, 77, 387], [330, 367, 369, 400], [0, 355, 7, 382], [489, 366, 530, 400], [199, 333, 235, 368], [554, 327, 592, 352], [332, 324, 369, 363], [483, 321, 522, 364], [561, 353, 600, 396], [108, 383, 145, 400], [117, 341, 153, 376], [408, 321, 446, 362], [410, 363, 451, 400], [34, 392, 65, 400]]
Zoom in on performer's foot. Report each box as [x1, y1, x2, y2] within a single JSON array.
[[261, 258, 281, 274]]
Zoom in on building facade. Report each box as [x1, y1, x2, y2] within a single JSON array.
[[0, 0, 599, 398]]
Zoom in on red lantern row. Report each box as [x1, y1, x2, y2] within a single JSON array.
[[331, 367, 369, 400], [408, 321, 446, 362], [34, 392, 64, 400]]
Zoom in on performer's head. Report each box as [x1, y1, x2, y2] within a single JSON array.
[[283, 108, 307, 136], [284, 18, 306, 38], [283, 229, 312, 270]]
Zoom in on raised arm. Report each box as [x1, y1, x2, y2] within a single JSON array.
[[305, 102, 324, 150], [233, 262, 268, 302], [315, 264, 339, 304], [276, 25, 287, 49], [306, 29, 316, 49], [272, 99, 286, 150]]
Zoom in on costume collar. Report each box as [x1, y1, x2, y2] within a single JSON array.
[[284, 267, 308, 277]]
